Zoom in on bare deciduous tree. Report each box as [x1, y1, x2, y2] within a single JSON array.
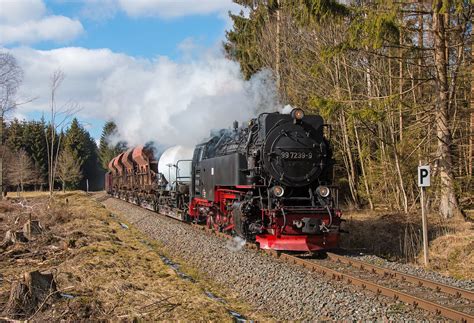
[[6, 149, 38, 195], [45, 70, 79, 197], [0, 52, 23, 198]]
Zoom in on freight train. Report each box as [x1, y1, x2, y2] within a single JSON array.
[[105, 109, 342, 252]]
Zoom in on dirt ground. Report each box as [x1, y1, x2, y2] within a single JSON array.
[[0, 191, 267, 321], [341, 210, 473, 279]]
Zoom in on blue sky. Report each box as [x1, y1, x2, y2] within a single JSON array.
[[37, 1, 229, 59], [0, 0, 247, 143]]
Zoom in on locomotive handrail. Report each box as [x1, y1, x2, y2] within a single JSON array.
[[176, 159, 192, 183]]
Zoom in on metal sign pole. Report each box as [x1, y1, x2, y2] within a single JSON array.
[[421, 186, 428, 266], [418, 165, 430, 267]]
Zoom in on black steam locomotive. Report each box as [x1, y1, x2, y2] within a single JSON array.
[[188, 109, 341, 251]]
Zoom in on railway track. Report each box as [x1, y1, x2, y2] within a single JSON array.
[[98, 195, 473, 321], [192, 224, 474, 322]]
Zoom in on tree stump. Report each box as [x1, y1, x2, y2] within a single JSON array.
[[4, 271, 57, 318], [22, 220, 43, 240]]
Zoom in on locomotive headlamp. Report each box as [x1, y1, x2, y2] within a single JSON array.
[[291, 108, 305, 120], [316, 186, 330, 198], [272, 185, 285, 197]]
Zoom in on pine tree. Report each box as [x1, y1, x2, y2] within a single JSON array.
[[62, 118, 102, 190], [99, 121, 126, 170], [57, 145, 82, 192], [27, 120, 48, 186], [5, 118, 25, 151]]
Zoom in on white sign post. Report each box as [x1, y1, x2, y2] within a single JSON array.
[[418, 165, 430, 266]]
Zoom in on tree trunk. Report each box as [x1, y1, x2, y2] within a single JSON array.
[[340, 112, 359, 206], [335, 58, 359, 207], [275, 0, 281, 91], [470, 37, 474, 178], [399, 30, 404, 142], [353, 121, 374, 210], [432, 2, 462, 218], [0, 115, 3, 200]]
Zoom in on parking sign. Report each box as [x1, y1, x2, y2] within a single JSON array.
[[418, 166, 430, 187]]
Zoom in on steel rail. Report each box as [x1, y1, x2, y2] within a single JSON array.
[[280, 254, 474, 323], [326, 252, 474, 302], [191, 225, 473, 322]]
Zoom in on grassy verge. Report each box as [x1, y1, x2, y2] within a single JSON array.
[[0, 191, 268, 321], [341, 210, 473, 280]]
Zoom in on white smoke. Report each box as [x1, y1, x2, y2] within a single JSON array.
[[102, 54, 279, 147], [280, 104, 294, 114], [226, 236, 246, 252]]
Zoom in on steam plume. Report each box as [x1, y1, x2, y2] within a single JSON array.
[[103, 54, 279, 147]]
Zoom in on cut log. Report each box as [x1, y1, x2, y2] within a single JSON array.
[[4, 270, 57, 318], [22, 220, 43, 240]]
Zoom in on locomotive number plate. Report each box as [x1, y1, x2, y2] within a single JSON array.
[[280, 151, 313, 159]]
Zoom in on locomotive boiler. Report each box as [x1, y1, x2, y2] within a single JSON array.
[[106, 108, 342, 252]]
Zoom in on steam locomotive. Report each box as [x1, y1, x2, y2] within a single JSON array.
[[105, 109, 342, 251]]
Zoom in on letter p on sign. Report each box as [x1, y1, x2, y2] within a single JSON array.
[[418, 166, 430, 187]]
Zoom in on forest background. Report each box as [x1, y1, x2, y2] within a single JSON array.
[[224, 0, 473, 219]]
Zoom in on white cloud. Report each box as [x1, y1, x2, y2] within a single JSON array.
[[9, 46, 132, 114], [80, 0, 242, 20], [116, 0, 240, 18], [0, 0, 45, 24], [7, 46, 278, 144], [0, 0, 84, 45]]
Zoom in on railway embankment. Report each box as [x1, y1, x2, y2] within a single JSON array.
[[100, 194, 474, 320], [0, 192, 262, 321]]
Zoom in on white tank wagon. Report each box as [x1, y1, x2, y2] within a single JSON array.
[[158, 146, 194, 190]]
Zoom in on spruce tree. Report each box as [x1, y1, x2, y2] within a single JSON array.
[[99, 121, 126, 170], [63, 118, 101, 190], [57, 145, 82, 192]]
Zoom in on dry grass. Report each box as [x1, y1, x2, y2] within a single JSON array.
[[0, 191, 268, 321], [341, 210, 474, 279], [5, 191, 54, 198], [427, 222, 474, 280]]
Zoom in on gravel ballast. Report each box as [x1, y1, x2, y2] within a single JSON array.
[[101, 196, 450, 320]]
